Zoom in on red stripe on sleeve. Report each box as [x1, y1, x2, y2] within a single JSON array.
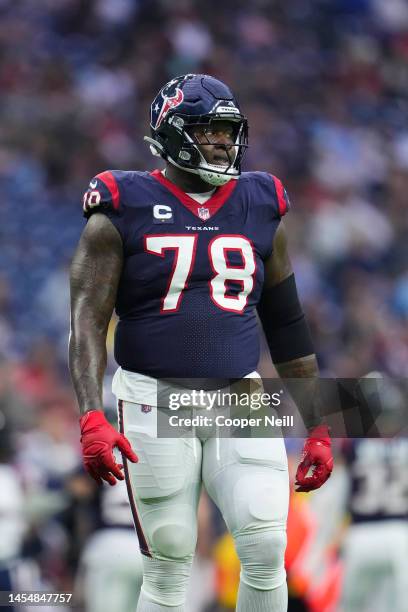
[[270, 175, 288, 217], [96, 171, 120, 210]]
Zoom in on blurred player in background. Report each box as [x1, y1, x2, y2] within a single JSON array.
[[340, 437, 408, 611], [69, 73, 333, 612], [338, 376, 408, 612], [0, 405, 49, 610], [0, 408, 26, 611], [77, 410, 143, 612], [78, 476, 143, 612]]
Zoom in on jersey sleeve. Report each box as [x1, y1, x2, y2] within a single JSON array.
[[251, 172, 291, 219], [269, 174, 291, 218], [82, 170, 122, 218], [82, 170, 126, 238]]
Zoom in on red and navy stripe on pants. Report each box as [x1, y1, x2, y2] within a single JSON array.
[[118, 399, 151, 557]]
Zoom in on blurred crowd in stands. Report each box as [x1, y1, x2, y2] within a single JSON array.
[[0, 0, 407, 610]]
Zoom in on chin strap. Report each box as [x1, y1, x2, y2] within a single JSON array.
[[197, 167, 233, 186], [144, 135, 237, 186]]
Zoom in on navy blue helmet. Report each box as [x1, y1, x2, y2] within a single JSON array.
[[144, 74, 248, 186]]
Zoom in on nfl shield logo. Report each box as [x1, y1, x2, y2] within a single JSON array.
[[198, 207, 210, 221], [141, 404, 152, 413]]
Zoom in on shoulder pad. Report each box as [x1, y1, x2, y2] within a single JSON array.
[[242, 171, 290, 217], [258, 172, 290, 217], [268, 173, 290, 217], [82, 170, 122, 218]]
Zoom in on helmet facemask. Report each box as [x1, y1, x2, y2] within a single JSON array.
[[182, 116, 247, 186], [145, 111, 248, 187]]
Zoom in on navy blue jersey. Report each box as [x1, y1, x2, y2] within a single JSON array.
[[82, 169, 289, 378], [343, 439, 408, 523]]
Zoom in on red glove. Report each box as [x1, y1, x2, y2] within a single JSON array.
[[295, 424, 333, 492], [79, 410, 138, 486]]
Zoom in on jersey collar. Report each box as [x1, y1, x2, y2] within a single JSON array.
[[150, 169, 237, 221]]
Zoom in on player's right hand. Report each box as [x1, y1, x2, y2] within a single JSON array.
[[79, 409, 138, 486]]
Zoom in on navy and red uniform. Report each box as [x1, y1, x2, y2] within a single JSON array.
[[82, 169, 289, 379], [343, 439, 408, 523]]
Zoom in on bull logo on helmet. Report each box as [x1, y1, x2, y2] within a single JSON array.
[[154, 87, 184, 129]]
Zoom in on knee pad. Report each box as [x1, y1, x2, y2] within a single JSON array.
[[235, 529, 287, 590], [151, 519, 195, 561], [141, 554, 191, 607]]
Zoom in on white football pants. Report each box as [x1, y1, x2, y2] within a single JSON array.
[[117, 399, 289, 608], [340, 520, 408, 612], [79, 528, 143, 612]]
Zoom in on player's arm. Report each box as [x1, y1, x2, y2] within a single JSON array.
[[259, 222, 319, 415], [257, 222, 333, 491], [69, 213, 121, 412], [69, 213, 137, 485]]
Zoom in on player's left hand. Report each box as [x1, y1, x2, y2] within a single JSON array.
[[295, 424, 333, 492]]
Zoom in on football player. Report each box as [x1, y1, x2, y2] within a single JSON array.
[[340, 436, 408, 612], [69, 74, 333, 612]]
